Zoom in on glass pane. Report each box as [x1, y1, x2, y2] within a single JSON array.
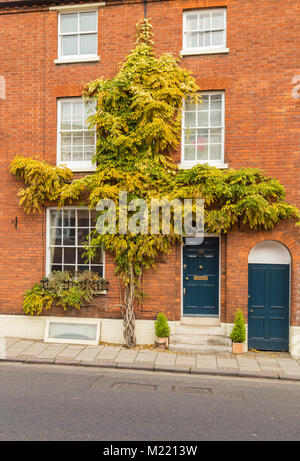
[[50, 210, 62, 227], [61, 148, 71, 161], [77, 248, 88, 265], [186, 14, 197, 31], [210, 144, 222, 160], [197, 129, 209, 145], [78, 210, 90, 227], [77, 265, 90, 273], [84, 132, 95, 146], [50, 228, 62, 246], [212, 11, 224, 29], [63, 228, 75, 245], [72, 102, 84, 129], [184, 112, 196, 128], [211, 95, 222, 110], [198, 111, 209, 127], [198, 15, 205, 31], [84, 146, 94, 160], [210, 128, 222, 143], [61, 133, 71, 147], [197, 144, 208, 160], [73, 133, 84, 147], [61, 13, 78, 34], [72, 147, 84, 161], [50, 247, 62, 265], [210, 110, 222, 127], [51, 264, 63, 273], [91, 266, 103, 277], [90, 210, 98, 227], [184, 128, 196, 145], [79, 34, 97, 55], [185, 97, 196, 111], [198, 32, 204, 48], [198, 95, 209, 111], [204, 14, 210, 30], [63, 210, 75, 227], [204, 31, 210, 47], [78, 227, 90, 245], [184, 145, 196, 161], [60, 102, 72, 130], [212, 30, 224, 46], [64, 247, 76, 264], [79, 11, 97, 32], [61, 35, 78, 56], [84, 100, 96, 117], [63, 265, 75, 274]]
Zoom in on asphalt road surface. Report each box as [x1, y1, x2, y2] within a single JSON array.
[[0, 362, 299, 441]]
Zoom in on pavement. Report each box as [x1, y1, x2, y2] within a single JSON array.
[[2, 337, 300, 381]]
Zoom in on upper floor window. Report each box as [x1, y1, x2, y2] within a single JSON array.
[[58, 11, 98, 61], [57, 98, 96, 172], [182, 9, 228, 55], [182, 92, 225, 167]]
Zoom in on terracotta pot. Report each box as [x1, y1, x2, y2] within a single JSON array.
[[156, 337, 169, 349], [232, 342, 243, 354]]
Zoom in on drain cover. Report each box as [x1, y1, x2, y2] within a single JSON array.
[[112, 382, 158, 391], [172, 386, 212, 394]]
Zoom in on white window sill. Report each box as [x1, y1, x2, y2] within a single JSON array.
[[179, 162, 228, 170], [58, 162, 96, 172], [54, 56, 100, 64], [180, 48, 229, 56]]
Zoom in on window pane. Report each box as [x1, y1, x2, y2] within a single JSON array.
[[63, 265, 76, 274], [61, 148, 71, 162], [91, 266, 103, 277], [210, 111, 222, 126], [212, 11, 224, 29], [63, 210, 75, 227], [78, 227, 90, 245], [78, 210, 90, 227], [184, 128, 196, 145], [198, 111, 209, 127], [73, 133, 84, 147], [50, 228, 62, 246], [184, 145, 196, 161], [79, 11, 97, 32], [198, 95, 209, 111], [77, 248, 88, 265], [184, 112, 196, 128], [204, 31, 210, 47], [72, 103, 84, 129], [186, 14, 197, 31], [60, 102, 72, 130], [80, 34, 97, 55], [84, 146, 94, 160], [197, 144, 208, 160], [198, 15, 205, 31], [61, 35, 78, 56], [77, 265, 90, 273], [185, 97, 196, 111], [210, 128, 222, 143], [64, 247, 76, 264], [197, 129, 209, 145], [50, 210, 62, 227], [72, 147, 84, 161], [212, 30, 224, 46], [84, 132, 95, 146], [210, 143, 222, 160], [210, 95, 222, 110], [61, 13, 78, 34], [198, 32, 204, 48], [63, 228, 75, 245], [51, 264, 63, 273], [50, 247, 62, 265], [204, 14, 210, 30]]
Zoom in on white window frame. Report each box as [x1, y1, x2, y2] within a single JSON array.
[[56, 10, 99, 64], [57, 97, 96, 172], [46, 206, 105, 278], [181, 8, 229, 56], [181, 91, 227, 169]]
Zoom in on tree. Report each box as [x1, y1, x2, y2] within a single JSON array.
[[10, 19, 300, 347]]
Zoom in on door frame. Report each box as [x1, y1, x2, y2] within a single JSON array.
[[247, 263, 291, 352], [181, 234, 221, 318]]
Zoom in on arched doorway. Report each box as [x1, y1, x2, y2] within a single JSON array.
[[248, 241, 291, 352]]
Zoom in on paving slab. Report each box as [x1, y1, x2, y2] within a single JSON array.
[[196, 354, 217, 369], [75, 346, 104, 362], [216, 356, 239, 370], [95, 346, 122, 361], [135, 350, 158, 363], [56, 345, 85, 359], [37, 344, 68, 359], [236, 357, 261, 372], [19, 342, 49, 357], [115, 349, 138, 363], [155, 352, 176, 366], [175, 354, 196, 368], [6, 340, 34, 356]]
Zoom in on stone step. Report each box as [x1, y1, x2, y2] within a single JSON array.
[[169, 343, 232, 354], [170, 334, 232, 347], [175, 325, 226, 336], [180, 317, 221, 327]]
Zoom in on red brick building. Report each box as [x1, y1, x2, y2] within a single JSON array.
[[0, 0, 299, 354]]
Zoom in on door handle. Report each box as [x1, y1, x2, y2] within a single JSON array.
[[183, 288, 186, 295], [199, 265, 203, 269], [185, 276, 189, 281], [249, 309, 253, 313]]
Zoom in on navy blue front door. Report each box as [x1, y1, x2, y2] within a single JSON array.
[[248, 264, 289, 352], [183, 237, 219, 316]]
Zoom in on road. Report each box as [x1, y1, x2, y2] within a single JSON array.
[[0, 362, 299, 441]]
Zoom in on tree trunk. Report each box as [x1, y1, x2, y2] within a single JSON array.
[[122, 264, 137, 347]]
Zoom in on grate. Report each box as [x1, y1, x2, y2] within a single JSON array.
[[111, 382, 158, 392], [171, 386, 212, 394]]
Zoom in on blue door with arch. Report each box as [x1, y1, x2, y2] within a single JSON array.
[[183, 237, 219, 316], [248, 264, 289, 351]]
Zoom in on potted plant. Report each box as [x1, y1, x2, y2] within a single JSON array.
[[155, 313, 170, 349], [230, 309, 246, 354]]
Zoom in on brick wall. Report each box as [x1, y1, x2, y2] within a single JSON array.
[[0, 0, 299, 324]]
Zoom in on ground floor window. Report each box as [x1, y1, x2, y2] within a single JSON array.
[[46, 208, 103, 276]]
